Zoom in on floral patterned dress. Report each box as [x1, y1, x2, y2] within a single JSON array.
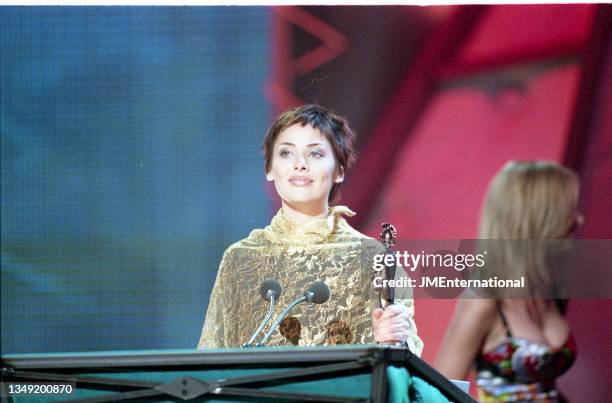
[[475, 306, 577, 402]]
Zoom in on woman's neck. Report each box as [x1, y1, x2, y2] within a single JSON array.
[[281, 201, 329, 224]]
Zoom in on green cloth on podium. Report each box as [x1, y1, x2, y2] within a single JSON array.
[[387, 366, 410, 403], [387, 366, 452, 403]]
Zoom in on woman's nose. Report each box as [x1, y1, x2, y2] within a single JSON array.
[[293, 156, 308, 171]]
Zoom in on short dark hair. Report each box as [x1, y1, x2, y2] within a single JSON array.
[[262, 104, 357, 203]]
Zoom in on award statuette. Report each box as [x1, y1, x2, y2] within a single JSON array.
[[378, 222, 397, 309]]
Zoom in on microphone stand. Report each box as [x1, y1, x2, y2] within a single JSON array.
[[243, 293, 277, 347], [256, 295, 308, 347]]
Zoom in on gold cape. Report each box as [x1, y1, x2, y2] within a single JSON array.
[[198, 206, 423, 355]]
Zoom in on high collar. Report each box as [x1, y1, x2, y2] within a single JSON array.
[[266, 205, 356, 244]]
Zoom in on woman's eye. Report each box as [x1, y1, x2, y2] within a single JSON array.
[[310, 150, 324, 158], [279, 149, 291, 158]]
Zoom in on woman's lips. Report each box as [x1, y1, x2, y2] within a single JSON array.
[[289, 176, 313, 186]]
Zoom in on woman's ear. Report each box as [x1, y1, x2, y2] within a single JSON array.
[[266, 171, 274, 182], [334, 166, 345, 183]]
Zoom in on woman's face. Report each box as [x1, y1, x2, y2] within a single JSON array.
[[266, 123, 343, 212]]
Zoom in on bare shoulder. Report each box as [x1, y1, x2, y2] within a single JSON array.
[[435, 299, 496, 379], [455, 299, 497, 320]]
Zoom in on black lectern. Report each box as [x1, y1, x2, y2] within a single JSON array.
[[1, 345, 475, 402]]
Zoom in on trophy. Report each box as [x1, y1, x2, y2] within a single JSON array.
[[378, 222, 397, 309]]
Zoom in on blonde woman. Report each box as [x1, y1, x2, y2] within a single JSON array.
[[435, 161, 581, 402]]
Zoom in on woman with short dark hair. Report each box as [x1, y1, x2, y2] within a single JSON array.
[[198, 104, 423, 353]]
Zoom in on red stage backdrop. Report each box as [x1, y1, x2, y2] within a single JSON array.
[[267, 4, 612, 400]]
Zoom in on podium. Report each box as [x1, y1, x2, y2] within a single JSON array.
[[1, 345, 475, 402]]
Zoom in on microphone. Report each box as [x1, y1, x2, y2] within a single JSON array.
[[257, 281, 330, 346], [303, 281, 330, 304], [243, 279, 282, 347], [260, 279, 282, 302]]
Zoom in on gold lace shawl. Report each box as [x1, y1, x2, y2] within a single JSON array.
[[197, 206, 423, 356]]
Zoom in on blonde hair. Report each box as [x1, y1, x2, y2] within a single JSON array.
[[480, 161, 579, 239], [477, 161, 579, 298]]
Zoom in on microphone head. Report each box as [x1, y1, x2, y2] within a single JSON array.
[[260, 279, 282, 302], [305, 281, 330, 304]]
